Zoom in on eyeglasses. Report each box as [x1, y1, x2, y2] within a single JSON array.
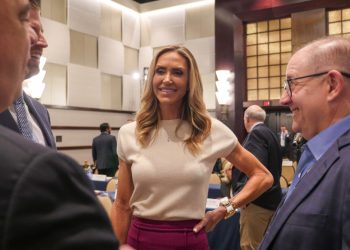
[[283, 71, 350, 98]]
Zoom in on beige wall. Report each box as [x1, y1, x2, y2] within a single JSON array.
[[39, 0, 215, 163]]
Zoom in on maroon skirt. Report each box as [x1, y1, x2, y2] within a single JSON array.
[[127, 216, 210, 250]]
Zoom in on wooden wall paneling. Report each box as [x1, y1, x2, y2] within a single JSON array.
[[216, 0, 350, 22], [215, 5, 235, 131], [231, 14, 246, 143], [292, 9, 326, 52]]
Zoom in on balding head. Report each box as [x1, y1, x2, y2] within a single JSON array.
[[295, 36, 350, 74], [245, 105, 266, 122], [244, 105, 266, 132]]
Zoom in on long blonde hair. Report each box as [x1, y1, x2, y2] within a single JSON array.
[[135, 45, 211, 155]]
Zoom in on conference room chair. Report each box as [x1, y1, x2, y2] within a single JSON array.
[[106, 178, 118, 192], [281, 160, 295, 186], [280, 175, 289, 189], [97, 195, 113, 218], [209, 173, 221, 184]]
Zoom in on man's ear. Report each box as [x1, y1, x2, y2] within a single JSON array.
[[326, 70, 344, 102]]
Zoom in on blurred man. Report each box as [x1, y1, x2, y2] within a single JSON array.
[[0, 1, 118, 249], [26, 0, 47, 78], [259, 36, 350, 250], [232, 105, 282, 250], [92, 122, 119, 177], [0, 0, 56, 148], [0, 0, 31, 109], [278, 125, 290, 158]]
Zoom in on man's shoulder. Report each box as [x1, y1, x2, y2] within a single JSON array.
[[0, 125, 46, 154], [332, 129, 350, 163], [253, 123, 267, 130], [338, 128, 350, 146], [250, 124, 280, 145], [94, 133, 116, 141], [316, 129, 350, 178], [1, 124, 86, 184], [0, 125, 79, 189], [252, 123, 274, 136], [106, 133, 116, 140]]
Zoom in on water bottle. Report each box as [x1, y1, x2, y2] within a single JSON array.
[[87, 166, 93, 179], [83, 160, 93, 179]]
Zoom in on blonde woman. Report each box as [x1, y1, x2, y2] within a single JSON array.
[[111, 45, 273, 249]]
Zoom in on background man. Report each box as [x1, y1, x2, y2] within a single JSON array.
[[0, 0, 118, 248], [0, 0, 55, 148], [259, 36, 350, 250], [278, 125, 290, 158], [231, 105, 282, 250], [92, 122, 119, 176]]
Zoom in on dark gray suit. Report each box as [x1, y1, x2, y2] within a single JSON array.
[[92, 132, 118, 176], [0, 125, 118, 250], [259, 128, 350, 250], [0, 92, 56, 149], [232, 123, 282, 210]]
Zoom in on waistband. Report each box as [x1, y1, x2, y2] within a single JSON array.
[[132, 216, 202, 232]]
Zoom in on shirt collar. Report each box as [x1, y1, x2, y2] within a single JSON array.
[[307, 114, 350, 161], [249, 121, 263, 132]]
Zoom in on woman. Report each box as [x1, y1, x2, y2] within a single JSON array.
[[111, 45, 273, 249]]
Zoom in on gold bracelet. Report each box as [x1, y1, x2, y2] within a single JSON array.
[[219, 197, 236, 219]]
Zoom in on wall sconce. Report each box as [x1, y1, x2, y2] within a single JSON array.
[[23, 56, 46, 100], [138, 67, 149, 98], [143, 67, 149, 82], [215, 70, 234, 120]]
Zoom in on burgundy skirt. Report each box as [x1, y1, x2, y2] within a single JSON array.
[[127, 216, 210, 250]]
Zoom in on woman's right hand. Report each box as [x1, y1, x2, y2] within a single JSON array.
[[193, 206, 226, 233]]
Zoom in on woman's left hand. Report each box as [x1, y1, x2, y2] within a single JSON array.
[[193, 206, 226, 233]]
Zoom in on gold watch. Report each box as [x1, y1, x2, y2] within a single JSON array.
[[219, 197, 236, 219]]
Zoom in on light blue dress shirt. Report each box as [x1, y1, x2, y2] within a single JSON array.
[[285, 114, 350, 200]]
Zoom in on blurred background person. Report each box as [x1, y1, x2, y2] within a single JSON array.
[[219, 158, 233, 197], [0, 0, 55, 149], [292, 132, 307, 162], [231, 105, 282, 250], [92, 122, 118, 176], [278, 125, 290, 158], [212, 158, 222, 175], [112, 45, 273, 249], [0, 0, 118, 249]]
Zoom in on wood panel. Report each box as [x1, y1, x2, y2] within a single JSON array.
[[292, 9, 326, 51], [57, 146, 91, 150], [216, 0, 349, 22], [45, 104, 134, 114], [51, 126, 120, 130]]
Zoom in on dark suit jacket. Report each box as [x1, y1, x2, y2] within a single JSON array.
[[232, 123, 282, 210], [0, 92, 56, 149], [0, 125, 118, 250], [259, 128, 350, 250], [92, 132, 118, 170]]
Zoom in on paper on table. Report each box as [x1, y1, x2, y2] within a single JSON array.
[[91, 174, 107, 181]]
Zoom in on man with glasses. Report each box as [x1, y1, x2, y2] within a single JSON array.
[[259, 36, 350, 250]]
